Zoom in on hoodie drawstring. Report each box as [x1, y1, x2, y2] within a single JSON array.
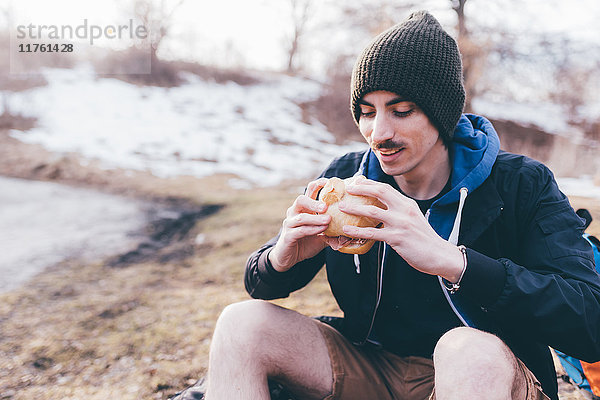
[[354, 254, 361, 274], [448, 187, 468, 245], [438, 186, 470, 327]]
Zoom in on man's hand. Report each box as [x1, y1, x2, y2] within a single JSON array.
[[268, 178, 331, 272], [339, 177, 464, 282]]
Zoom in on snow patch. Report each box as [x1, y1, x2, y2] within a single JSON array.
[[472, 97, 584, 139], [9, 67, 365, 187], [557, 176, 600, 200]]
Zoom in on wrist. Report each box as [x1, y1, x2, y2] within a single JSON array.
[[446, 245, 467, 283], [267, 247, 289, 272], [443, 245, 468, 294]]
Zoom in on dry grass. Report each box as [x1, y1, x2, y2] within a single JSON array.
[[0, 174, 598, 399], [0, 111, 37, 132], [0, 175, 340, 400]]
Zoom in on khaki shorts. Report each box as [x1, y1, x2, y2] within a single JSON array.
[[315, 320, 550, 400]]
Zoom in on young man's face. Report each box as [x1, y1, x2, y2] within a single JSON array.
[[358, 90, 447, 179]]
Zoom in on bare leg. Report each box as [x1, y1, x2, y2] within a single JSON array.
[[205, 299, 333, 400], [433, 327, 527, 400]]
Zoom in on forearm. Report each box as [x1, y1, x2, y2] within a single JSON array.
[[244, 237, 326, 300]]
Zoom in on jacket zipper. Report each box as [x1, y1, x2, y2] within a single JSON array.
[[357, 242, 386, 345]]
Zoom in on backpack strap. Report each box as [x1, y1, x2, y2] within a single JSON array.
[[577, 209, 593, 230], [586, 234, 600, 249]]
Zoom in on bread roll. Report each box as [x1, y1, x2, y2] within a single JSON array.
[[318, 176, 385, 254]]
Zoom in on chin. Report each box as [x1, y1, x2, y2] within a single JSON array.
[[377, 161, 410, 178]]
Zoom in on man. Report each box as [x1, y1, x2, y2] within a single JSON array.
[[201, 10, 600, 400]]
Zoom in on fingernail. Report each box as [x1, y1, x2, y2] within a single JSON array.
[[318, 203, 326, 212]]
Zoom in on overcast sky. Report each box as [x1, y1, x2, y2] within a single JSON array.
[[6, 0, 600, 74]]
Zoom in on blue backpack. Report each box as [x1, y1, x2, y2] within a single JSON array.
[[555, 209, 600, 398]]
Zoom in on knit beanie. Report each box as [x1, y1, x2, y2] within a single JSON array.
[[350, 10, 465, 141]]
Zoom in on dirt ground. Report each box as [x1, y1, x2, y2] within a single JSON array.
[[0, 130, 598, 399]]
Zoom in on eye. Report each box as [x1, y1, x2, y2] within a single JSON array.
[[359, 108, 375, 118], [393, 109, 414, 118]]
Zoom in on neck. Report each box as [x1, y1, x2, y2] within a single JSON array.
[[393, 142, 451, 200]]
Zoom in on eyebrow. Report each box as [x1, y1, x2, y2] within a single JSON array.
[[358, 96, 410, 107]]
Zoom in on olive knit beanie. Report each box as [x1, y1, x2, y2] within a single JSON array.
[[350, 10, 465, 141]]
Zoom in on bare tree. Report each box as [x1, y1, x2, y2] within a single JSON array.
[[451, 0, 467, 40], [286, 0, 311, 74], [337, 0, 417, 37], [108, 0, 187, 86], [450, 0, 489, 112], [0, 5, 12, 114], [132, 0, 185, 64], [0, 6, 42, 130], [548, 36, 599, 122]]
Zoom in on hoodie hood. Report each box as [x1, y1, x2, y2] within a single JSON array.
[[442, 113, 501, 205], [359, 113, 500, 240]]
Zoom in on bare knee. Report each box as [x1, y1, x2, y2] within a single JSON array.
[[216, 299, 275, 331], [433, 327, 522, 399], [213, 299, 276, 352], [208, 300, 333, 399], [434, 327, 513, 367], [206, 300, 283, 398]]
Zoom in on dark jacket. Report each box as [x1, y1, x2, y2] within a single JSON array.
[[245, 114, 600, 400]]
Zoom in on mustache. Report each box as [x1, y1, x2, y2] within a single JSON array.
[[372, 140, 405, 150]]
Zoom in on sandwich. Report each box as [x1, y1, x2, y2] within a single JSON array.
[[318, 176, 385, 254]]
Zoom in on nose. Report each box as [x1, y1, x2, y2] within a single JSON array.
[[370, 113, 394, 144]]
